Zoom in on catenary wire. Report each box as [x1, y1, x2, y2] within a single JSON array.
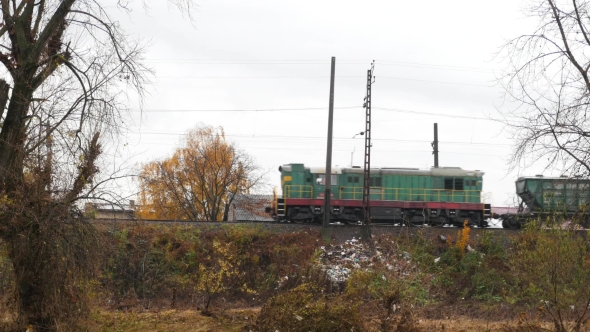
[[143, 58, 494, 73], [154, 75, 494, 88], [129, 106, 494, 121], [127, 142, 506, 157], [126, 131, 511, 147]]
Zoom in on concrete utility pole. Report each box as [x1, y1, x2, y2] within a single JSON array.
[[361, 61, 375, 241], [323, 57, 336, 239], [432, 123, 439, 168]]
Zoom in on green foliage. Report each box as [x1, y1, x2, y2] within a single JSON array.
[[6, 219, 590, 330], [380, 231, 439, 273], [100, 224, 320, 310], [433, 235, 514, 304], [470, 268, 508, 303], [478, 231, 507, 258], [103, 227, 170, 301], [510, 221, 590, 331]]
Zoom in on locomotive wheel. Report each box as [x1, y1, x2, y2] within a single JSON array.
[[505, 217, 521, 229], [409, 215, 427, 226], [401, 216, 411, 226], [429, 216, 446, 227]]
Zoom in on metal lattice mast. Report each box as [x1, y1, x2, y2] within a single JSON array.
[[362, 62, 375, 227]]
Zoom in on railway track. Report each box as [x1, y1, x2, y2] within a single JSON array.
[[92, 217, 515, 230], [96, 218, 589, 245], [93, 218, 589, 234]]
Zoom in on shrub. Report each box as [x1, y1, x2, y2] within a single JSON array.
[[99, 224, 322, 310], [254, 283, 365, 332], [509, 220, 590, 332], [433, 228, 515, 304]]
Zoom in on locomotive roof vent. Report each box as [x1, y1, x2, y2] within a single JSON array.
[[535, 174, 544, 177]]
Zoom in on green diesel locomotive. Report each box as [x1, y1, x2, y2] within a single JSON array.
[[271, 163, 491, 227]]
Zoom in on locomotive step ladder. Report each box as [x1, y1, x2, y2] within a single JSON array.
[[277, 198, 286, 218], [483, 204, 492, 219]]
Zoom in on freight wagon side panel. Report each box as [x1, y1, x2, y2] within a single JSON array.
[[517, 177, 590, 214]]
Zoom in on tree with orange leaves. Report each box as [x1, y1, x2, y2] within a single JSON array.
[[137, 126, 264, 221]]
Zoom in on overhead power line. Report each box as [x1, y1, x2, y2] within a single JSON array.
[[130, 106, 361, 113], [155, 75, 493, 88], [130, 131, 511, 147], [373, 107, 494, 121], [129, 105, 494, 121], [143, 58, 494, 73], [129, 141, 506, 157]]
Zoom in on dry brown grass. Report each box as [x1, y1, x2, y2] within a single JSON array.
[[82, 310, 585, 332], [86, 308, 259, 332]]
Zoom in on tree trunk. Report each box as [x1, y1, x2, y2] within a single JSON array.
[[222, 202, 230, 221], [222, 193, 236, 222], [205, 292, 211, 310], [0, 80, 9, 121], [8, 226, 52, 331], [0, 77, 34, 193], [0, 74, 44, 329]]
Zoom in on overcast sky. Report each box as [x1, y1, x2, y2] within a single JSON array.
[[105, 0, 545, 206]]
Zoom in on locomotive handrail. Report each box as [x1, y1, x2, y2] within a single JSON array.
[[283, 185, 481, 203], [335, 186, 481, 202], [284, 185, 314, 198]]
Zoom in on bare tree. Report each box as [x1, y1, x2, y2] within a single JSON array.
[[0, 1, 194, 331], [500, 0, 590, 176]]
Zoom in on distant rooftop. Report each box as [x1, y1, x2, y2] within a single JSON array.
[[228, 194, 273, 222]]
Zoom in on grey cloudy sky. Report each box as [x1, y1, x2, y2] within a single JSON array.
[[108, 0, 543, 206]]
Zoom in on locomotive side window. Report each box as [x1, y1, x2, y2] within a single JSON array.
[[348, 176, 360, 183], [316, 174, 338, 185], [444, 177, 464, 190], [444, 178, 453, 190], [316, 175, 324, 185], [370, 177, 382, 187]]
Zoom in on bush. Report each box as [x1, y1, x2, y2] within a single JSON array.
[[98, 223, 322, 310], [509, 221, 590, 331], [254, 283, 365, 332], [432, 230, 515, 304]]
